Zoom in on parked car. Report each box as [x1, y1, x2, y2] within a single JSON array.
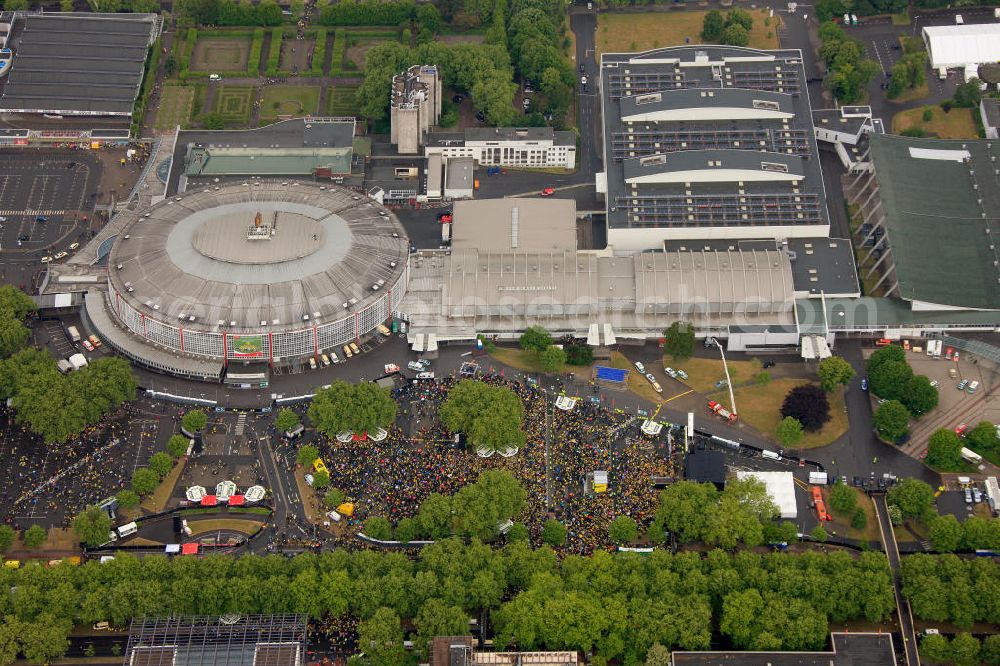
[[68, 242, 79, 250], [579, 63, 585, 73], [81, 340, 94, 351], [349, 342, 360, 355], [860, 377, 868, 391], [676, 369, 688, 380], [634, 361, 645, 373], [957, 379, 969, 390], [40, 256, 52, 263], [664, 367, 677, 378], [54, 251, 68, 260], [965, 488, 973, 504], [407, 361, 425, 371], [762, 360, 776, 368], [88, 334, 101, 348], [930, 380, 940, 389], [320, 353, 331, 367], [342, 344, 353, 358], [955, 423, 969, 437], [540, 187, 555, 196], [308, 357, 317, 369], [650, 380, 662, 393]]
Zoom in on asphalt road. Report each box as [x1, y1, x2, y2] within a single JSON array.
[[571, 9, 602, 188], [875, 494, 920, 666]]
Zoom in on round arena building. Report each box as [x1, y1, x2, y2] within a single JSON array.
[[86, 181, 409, 380]]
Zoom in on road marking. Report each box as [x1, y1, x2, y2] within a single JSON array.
[[662, 389, 693, 404]]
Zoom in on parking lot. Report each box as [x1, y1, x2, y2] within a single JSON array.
[[0, 152, 100, 256]]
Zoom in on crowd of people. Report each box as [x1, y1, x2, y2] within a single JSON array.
[[0, 401, 163, 531], [316, 373, 682, 553]]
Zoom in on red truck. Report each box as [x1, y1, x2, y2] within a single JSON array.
[[707, 400, 737, 423]]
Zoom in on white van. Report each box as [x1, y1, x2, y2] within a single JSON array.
[[939, 67, 947, 80], [955, 13, 963, 23], [116, 521, 138, 538], [209, 73, 221, 81], [967, 380, 979, 394]]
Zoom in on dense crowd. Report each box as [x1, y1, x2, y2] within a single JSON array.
[[0, 401, 161, 530], [316, 374, 680, 553]]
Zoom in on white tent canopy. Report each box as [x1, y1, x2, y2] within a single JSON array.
[[736, 471, 797, 519], [555, 396, 577, 411], [185, 486, 207, 502], [641, 420, 663, 436], [245, 486, 266, 502], [216, 480, 237, 500], [922, 23, 1000, 69]]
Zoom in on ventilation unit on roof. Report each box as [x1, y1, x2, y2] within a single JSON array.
[[640, 154, 667, 167], [635, 92, 662, 105], [753, 99, 781, 111], [761, 161, 789, 173]]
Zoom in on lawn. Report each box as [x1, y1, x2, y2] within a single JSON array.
[[213, 85, 255, 125], [668, 355, 763, 394], [326, 85, 359, 116], [708, 378, 849, 448], [891, 105, 978, 139], [155, 86, 195, 130], [188, 518, 265, 536], [888, 82, 930, 105], [827, 487, 881, 542], [190, 36, 251, 72], [295, 471, 323, 524], [489, 346, 589, 376], [141, 459, 187, 513], [258, 85, 320, 123], [596, 10, 780, 57]]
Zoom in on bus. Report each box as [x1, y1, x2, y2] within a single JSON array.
[[811, 487, 831, 522], [961, 447, 983, 465]]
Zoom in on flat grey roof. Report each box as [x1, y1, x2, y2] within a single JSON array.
[[108, 182, 408, 333], [672, 634, 896, 666], [600, 45, 829, 233], [452, 198, 577, 252], [622, 149, 804, 183], [868, 133, 1000, 310], [0, 13, 157, 116], [445, 157, 474, 190], [813, 108, 870, 137], [786, 237, 859, 297], [465, 126, 555, 142], [796, 297, 1000, 332], [981, 98, 1000, 129]]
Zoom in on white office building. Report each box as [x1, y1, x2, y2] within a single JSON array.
[[425, 127, 576, 169]]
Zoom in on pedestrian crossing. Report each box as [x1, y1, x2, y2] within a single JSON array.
[[0, 209, 65, 216], [235, 412, 247, 436]]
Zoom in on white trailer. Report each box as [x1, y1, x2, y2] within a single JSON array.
[[66, 325, 81, 343], [809, 471, 829, 485], [68, 353, 88, 370]]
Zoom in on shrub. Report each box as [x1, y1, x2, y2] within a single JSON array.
[[296, 444, 320, 466], [829, 483, 857, 515], [312, 470, 331, 490], [266, 26, 283, 76], [116, 490, 140, 509], [541, 519, 567, 547], [364, 516, 393, 540], [312, 28, 327, 76], [167, 434, 190, 458], [851, 508, 868, 530], [324, 487, 346, 508], [922, 108, 933, 122], [248, 28, 265, 76], [132, 468, 160, 496]]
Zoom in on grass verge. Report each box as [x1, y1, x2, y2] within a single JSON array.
[[596, 10, 779, 57], [828, 488, 881, 541], [891, 105, 978, 139], [295, 471, 323, 524], [155, 86, 195, 130], [670, 355, 763, 394], [610, 351, 667, 405], [141, 459, 187, 513], [258, 84, 321, 123], [188, 518, 265, 535], [708, 379, 848, 448]]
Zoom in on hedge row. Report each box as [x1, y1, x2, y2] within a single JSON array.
[[178, 27, 198, 79], [311, 27, 327, 76], [330, 28, 347, 75], [266, 26, 283, 76], [130, 36, 163, 135], [248, 28, 265, 75]]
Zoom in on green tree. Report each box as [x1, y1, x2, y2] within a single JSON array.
[[20, 615, 70, 664], [182, 409, 208, 434], [887, 504, 903, 526], [72, 505, 112, 547], [452, 470, 527, 539], [22, 524, 47, 550], [364, 516, 393, 541], [721, 23, 749, 47], [829, 483, 857, 515], [324, 487, 346, 508], [296, 444, 320, 466], [851, 508, 868, 530], [115, 490, 140, 509], [394, 517, 420, 543], [954, 80, 982, 107], [541, 519, 567, 547], [506, 522, 530, 542], [3, 0, 28, 11], [656, 480, 719, 543], [701, 9, 725, 40], [148, 452, 174, 479], [867, 343, 906, 372], [413, 598, 467, 656], [888, 477, 935, 520], [645, 643, 671, 666], [951, 632, 981, 666], [928, 514, 963, 553], [810, 524, 828, 542], [869, 360, 913, 402], [873, 400, 910, 443], [726, 8, 753, 30], [131, 468, 160, 496], [981, 634, 1000, 666], [903, 375, 938, 416], [312, 470, 331, 490], [539, 345, 566, 372], [166, 434, 190, 458], [966, 421, 1000, 453], [564, 343, 594, 366], [519, 326, 553, 353], [415, 3, 443, 32], [308, 381, 397, 436], [921, 633, 951, 663], [608, 516, 639, 545], [358, 607, 405, 666], [275, 408, 301, 434], [817, 356, 855, 392], [663, 322, 695, 360], [439, 380, 525, 454], [417, 493, 454, 538], [926, 428, 964, 471], [776, 416, 803, 447], [0, 525, 14, 553]]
